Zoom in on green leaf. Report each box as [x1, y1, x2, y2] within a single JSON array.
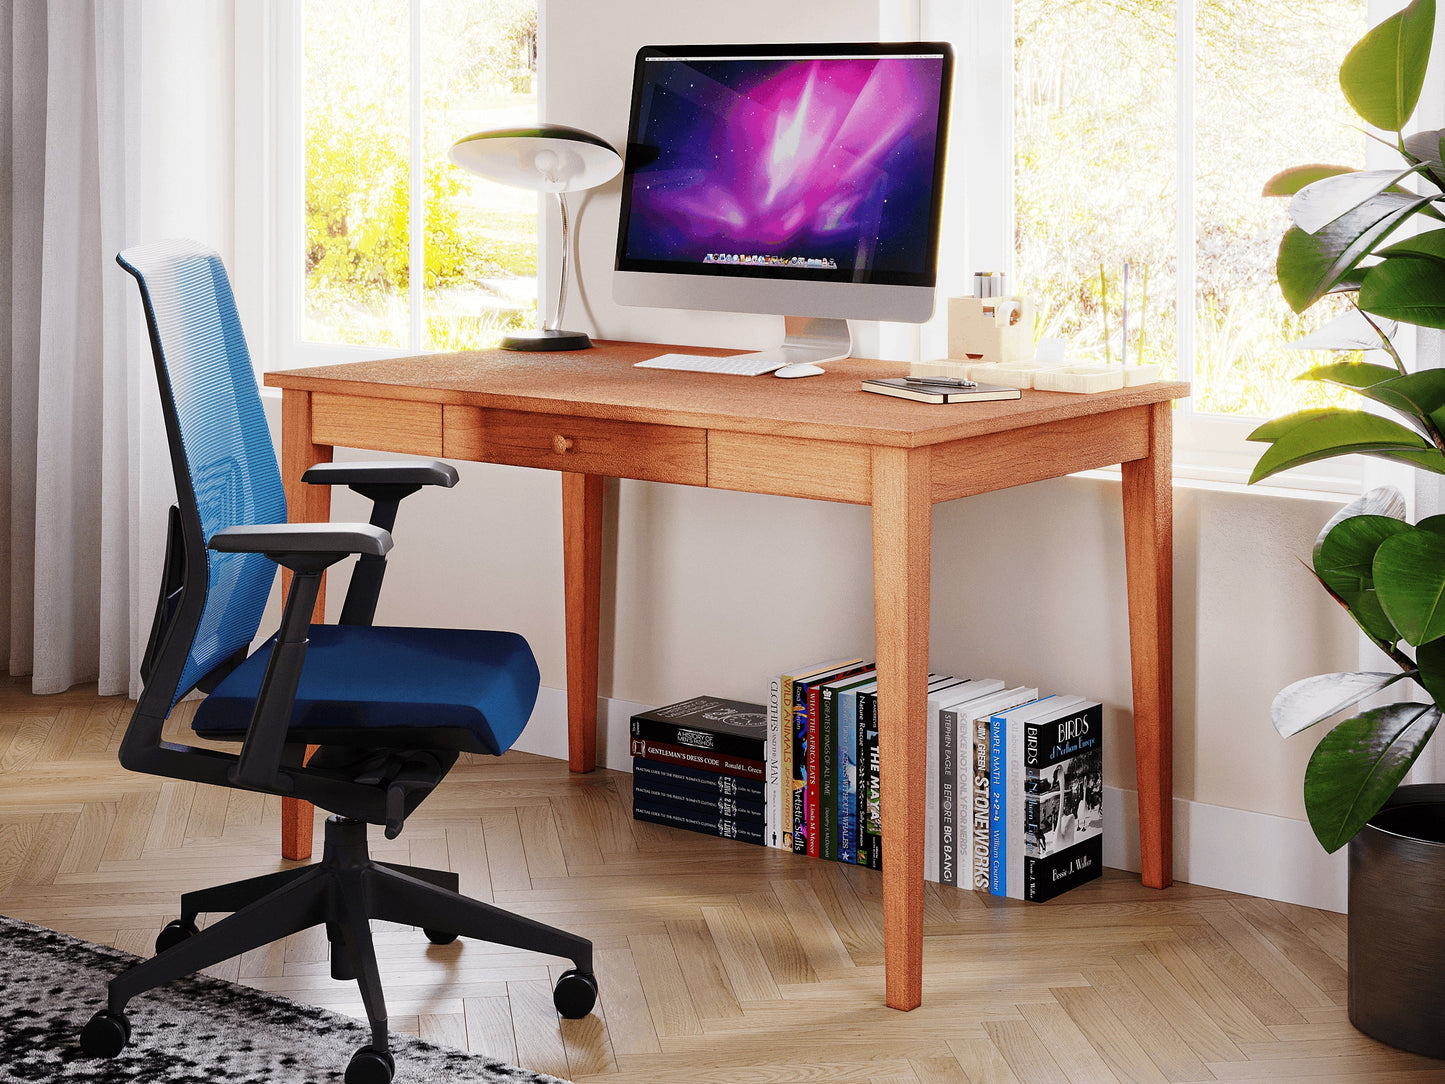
[[1307, 564, 1405, 649], [1375, 526, 1445, 645], [1339, 0, 1437, 132], [1247, 409, 1337, 444], [1290, 166, 1428, 234], [1366, 369, 1445, 426], [1378, 228, 1445, 263], [1263, 165, 1357, 197], [1277, 193, 1434, 313], [1299, 361, 1403, 388], [1417, 636, 1445, 705], [1272, 671, 1411, 737], [1417, 514, 1445, 536], [1316, 514, 1413, 585], [1315, 514, 1413, 643], [1314, 487, 1407, 559], [1304, 702, 1440, 852], [1359, 255, 1445, 329], [1248, 411, 1437, 483]]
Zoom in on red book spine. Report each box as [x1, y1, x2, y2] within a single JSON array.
[[807, 682, 822, 857]]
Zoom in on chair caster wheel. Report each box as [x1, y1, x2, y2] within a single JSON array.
[[155, 917, 200, 954], [80, 1009, 131, 1058], [423, 928, 458, 945], [345, 1045, 395, 1084], [553, 968, 598, 1018]]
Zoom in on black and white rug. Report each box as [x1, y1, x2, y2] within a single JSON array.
[[0, 915, 572, 1083]]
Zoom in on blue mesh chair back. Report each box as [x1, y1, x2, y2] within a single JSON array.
[[118, 240, 286, 705]]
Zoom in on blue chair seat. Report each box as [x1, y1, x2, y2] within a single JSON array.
[[192, 624, 540, 756]]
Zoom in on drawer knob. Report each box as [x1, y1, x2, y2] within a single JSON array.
[[552, 434, 574, 454]]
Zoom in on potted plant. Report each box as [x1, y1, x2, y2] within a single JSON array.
[[1250, 0, 1445, 1056]]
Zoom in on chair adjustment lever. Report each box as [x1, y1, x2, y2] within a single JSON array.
[[352, 752, 446, 839]]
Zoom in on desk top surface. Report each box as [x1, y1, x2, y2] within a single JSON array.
[[267, 340, 1190, 449]]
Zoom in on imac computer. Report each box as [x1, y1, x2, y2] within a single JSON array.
[[613, 42, 953, 377]]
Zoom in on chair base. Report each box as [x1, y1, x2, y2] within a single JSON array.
[[81, 815, 595, 1078]]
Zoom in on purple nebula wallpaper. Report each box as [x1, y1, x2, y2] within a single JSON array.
[[619, 53, 946, 280]]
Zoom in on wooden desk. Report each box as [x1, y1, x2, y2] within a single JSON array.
[[266, 341, 1188, 1011]]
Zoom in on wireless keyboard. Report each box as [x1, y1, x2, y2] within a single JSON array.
[[633, 352, 784, 376]]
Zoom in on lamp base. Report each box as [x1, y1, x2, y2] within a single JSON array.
[[501, 329, 593, 351]]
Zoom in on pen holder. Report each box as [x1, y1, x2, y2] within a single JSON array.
[[947, 296, 1035, 366]]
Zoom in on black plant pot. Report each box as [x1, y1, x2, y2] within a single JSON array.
[[1349, 783, 1445, 1059]]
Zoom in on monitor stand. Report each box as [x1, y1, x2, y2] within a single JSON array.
[[726, 316, 852, 378]]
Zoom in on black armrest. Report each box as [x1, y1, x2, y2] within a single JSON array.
[[299, 461, 455, 627], [302, 459, 459, 490], [209, 522, 393, 559]]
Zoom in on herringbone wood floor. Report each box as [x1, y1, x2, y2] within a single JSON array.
[[3, 676, 1443, 1083]]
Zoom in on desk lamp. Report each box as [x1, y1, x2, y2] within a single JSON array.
[[449, 125, 622, 351]]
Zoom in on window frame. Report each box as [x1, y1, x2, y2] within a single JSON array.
[[233, 0, 542, 375]]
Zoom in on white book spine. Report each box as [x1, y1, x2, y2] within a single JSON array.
[[1008, 709, 1025, 899], [926, 695, 940, 883]]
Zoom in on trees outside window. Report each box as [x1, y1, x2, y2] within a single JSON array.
[[301, 0, 538, 351]]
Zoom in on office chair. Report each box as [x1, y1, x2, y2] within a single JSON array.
[[79, 239, 596, 1084]]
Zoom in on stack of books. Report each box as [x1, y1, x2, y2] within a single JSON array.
[[629, 696, 768, 846], [765, 660, 1104, 902]]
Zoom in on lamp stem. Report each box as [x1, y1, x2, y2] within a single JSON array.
[[550, 190, 570, 333]]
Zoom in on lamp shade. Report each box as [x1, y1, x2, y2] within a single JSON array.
[[448, 125, 621, 194]]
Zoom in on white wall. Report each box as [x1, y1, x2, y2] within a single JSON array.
[[264, 0, 1367, 908]]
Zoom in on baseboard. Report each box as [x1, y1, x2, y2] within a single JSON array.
[[1103, 786, 1347, 913], [518, 689, 1349, 913]]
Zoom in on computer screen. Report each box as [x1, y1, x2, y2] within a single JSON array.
[[613, 42, 953, 364]]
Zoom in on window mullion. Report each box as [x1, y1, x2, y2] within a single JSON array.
[[408, 0, 424, 352], [1175, 0, 1196, 415]]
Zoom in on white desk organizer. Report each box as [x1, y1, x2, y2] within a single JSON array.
[[946, 296, 1035, 366]]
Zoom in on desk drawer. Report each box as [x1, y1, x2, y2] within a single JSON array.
[[313, 393, 443, 456], [444, 406, 706, 484]]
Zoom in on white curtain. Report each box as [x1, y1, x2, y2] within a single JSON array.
[[3, 1, 234, 698]]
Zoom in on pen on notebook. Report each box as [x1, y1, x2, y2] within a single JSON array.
[[903, 376, 977, 388]]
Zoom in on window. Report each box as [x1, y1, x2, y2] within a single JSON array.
[[928, 0, 1384, 489], [237, 0, 538, 369]]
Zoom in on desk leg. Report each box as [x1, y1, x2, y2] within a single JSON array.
[[280, 389, 331, 861], [871, 446, 930, 1011], [1121, 401, 1174, 889], [561, 472, 603, 772]]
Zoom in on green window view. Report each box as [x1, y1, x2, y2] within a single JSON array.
[[303, 0, 539, 351], [1014, 0, 1367, 418]]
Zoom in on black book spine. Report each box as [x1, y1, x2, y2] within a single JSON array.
[[1025, 837, 1103, 902], [632, 778, 765, 821], [631, 758, 766, 802], [630, 716, 764, 761], [629, 738, 765, 780], [632, 799, 764, 845], [866, 831, 882, 870]]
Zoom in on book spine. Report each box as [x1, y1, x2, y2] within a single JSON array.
[[837, 690, 857, 866], [632, 800, 764, 845], [866, 830, 882, 870], [791, 682, 809, 856], [860, 688, 880, 842], [629, 716, 764, 761], [781, 675, 796, 850], [806, 680, 824, 858], [939, 707, 957, 888], [971, 716, 991, 890], [820, 686, 838, 861], [855, 690, 870, 865], [926, 697, 939, 884], [767, 675, 782, 848], [630, 738, 766, 780], [632, 758, 765, 800], [1023, 703, 1104, 901], [1007, 710, 1025, 899], [632, 779, 765, 821], [988, 712, 1006, 895]]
